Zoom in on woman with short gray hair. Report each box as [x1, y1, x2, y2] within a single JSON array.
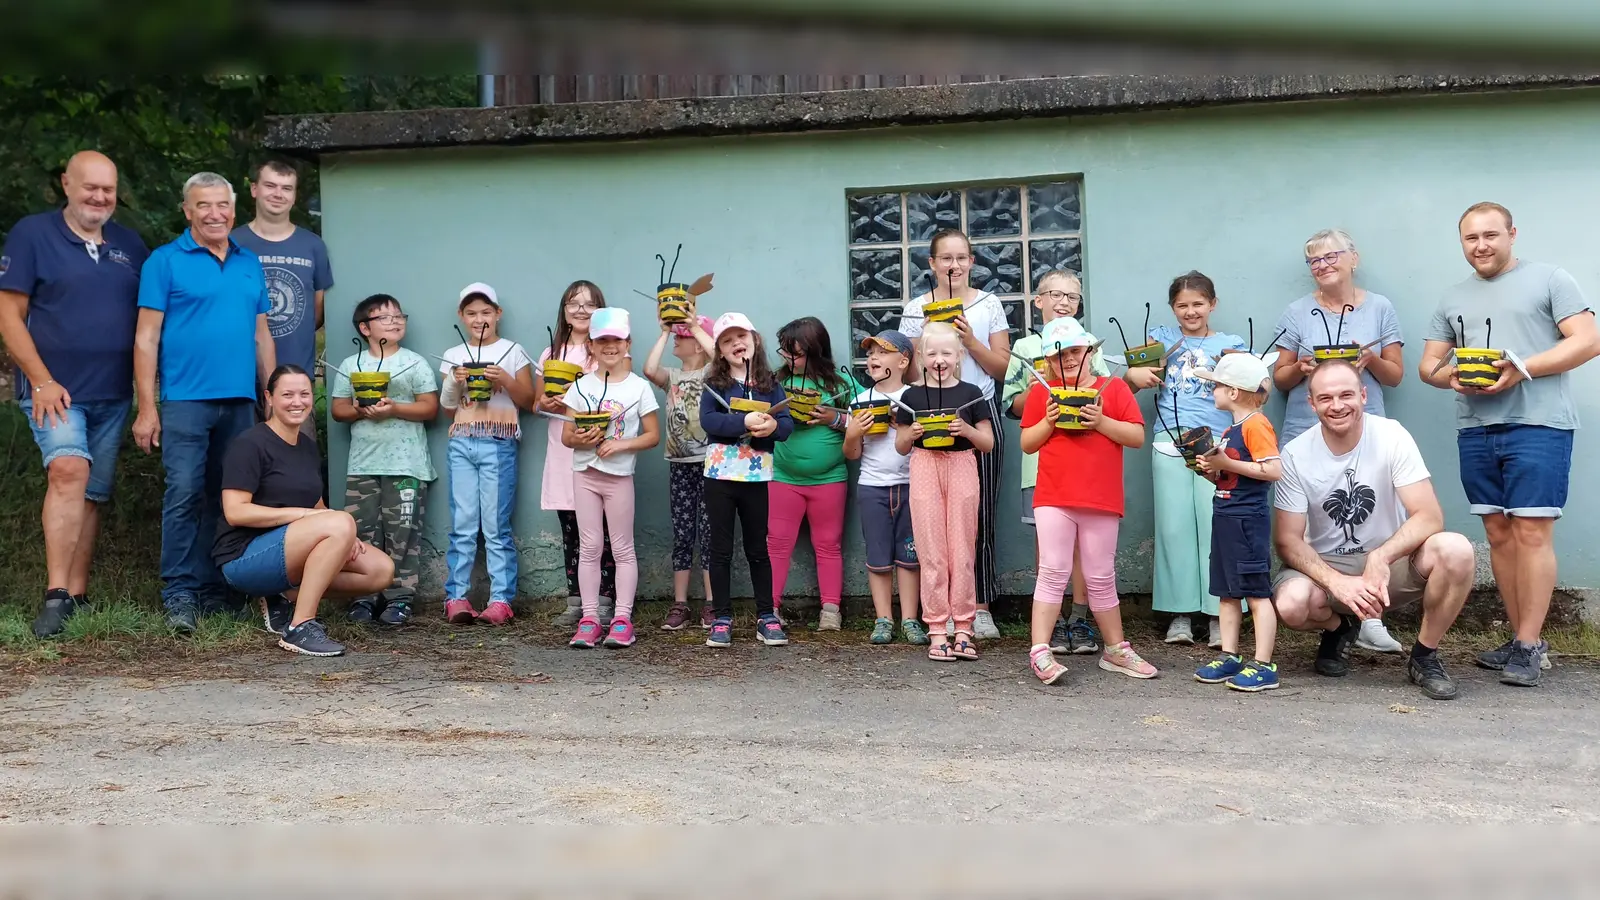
[[1271, 228, 1407, 653]]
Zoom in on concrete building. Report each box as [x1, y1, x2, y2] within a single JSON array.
[[267, 74, 1600, 606]]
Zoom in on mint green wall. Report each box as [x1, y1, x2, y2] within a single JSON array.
[[318, 87, 1600, 599]]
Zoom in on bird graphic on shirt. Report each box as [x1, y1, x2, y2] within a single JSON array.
[[1322, 468, 1377, 551]]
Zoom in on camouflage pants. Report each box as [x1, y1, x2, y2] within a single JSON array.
[[345, 475, 426, 605]]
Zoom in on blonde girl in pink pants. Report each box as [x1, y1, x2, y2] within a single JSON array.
[[1019, 317, 1157, 684], [894, 323, 995, 661]]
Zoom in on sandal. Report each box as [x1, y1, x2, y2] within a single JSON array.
[[928, 640, 957, 662], [951, 632, 979, 660]]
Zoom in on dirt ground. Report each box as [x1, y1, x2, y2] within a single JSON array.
[[2, 623, 1596, 825]]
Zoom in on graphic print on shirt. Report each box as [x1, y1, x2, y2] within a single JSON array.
[[1162, 339, 1217, 398], [1322, 468, 1377, 554], [260, 261, 309, 339]]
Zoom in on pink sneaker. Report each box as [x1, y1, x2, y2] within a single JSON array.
[[444, 599, 477, 624], [569, 616, 603, 649], [603, 616, 636, 648], [478, 601, 514, 626], [700, 604, 714, 629], [1099, 641, 1159, 679], [1030, 648, 1069, 685]]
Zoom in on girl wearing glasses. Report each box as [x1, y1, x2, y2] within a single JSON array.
[[1271, 229, 1406, 654], [537, 280, 619, 630], [898, 228, 1013, 640]]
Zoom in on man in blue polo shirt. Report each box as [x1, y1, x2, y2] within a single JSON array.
[[0, 151, 149, 637], [133, 171, 276, 634]]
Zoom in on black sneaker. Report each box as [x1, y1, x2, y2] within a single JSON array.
[[1475, 638, 1515, 670], [347, 599, 378, 626], [31, 588, 84, 639], [1048, 618, 1071, 654], [377, 601, 412, 627], [1500, 640, 1543, 687], [259, 594, 294, 636], [1407, 652, 1459, 700], [166, 601, 200, 635], [279, 619, 345, 657], [1314, 614, 1359, 677]]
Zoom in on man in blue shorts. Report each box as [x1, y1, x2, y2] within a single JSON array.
[[0, 151, 149, 637], [1420, 202, 1600, 687], [133, 172, 276, 634]]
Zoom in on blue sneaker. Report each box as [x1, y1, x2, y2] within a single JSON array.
[[756, 615, 789, 646], [1194, 654, 1246, 684], [706, 617, 733, 648], [1227, 661, 1280, 692], [1067, 618, 1101, 655]]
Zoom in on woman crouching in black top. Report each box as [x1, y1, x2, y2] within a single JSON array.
[[214, 365, 394, 656]]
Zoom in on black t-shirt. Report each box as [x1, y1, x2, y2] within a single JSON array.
[[212, 423, 324, 566], [894, 380, 992, 452]]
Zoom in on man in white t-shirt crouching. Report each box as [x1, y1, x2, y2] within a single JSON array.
[[1272, 362, 1475, 700]]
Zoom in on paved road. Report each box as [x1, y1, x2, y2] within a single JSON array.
[[2, 637, 1596, 824]]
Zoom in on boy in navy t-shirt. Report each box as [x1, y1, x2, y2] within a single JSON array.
[[1191, 353, 1284, 692]]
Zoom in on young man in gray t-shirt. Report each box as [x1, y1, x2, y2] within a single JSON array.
[[1420, 202, 1600, 688]]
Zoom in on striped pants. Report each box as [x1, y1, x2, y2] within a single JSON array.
[[973, 392, 1004, 608]]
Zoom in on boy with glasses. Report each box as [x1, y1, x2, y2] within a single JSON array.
[[329, 293, 440, 627]]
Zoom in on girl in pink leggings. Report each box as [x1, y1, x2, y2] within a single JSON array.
[[1019, 316, 1156, 684], [560, 308, 660, 649], [769, 317, 862, 630]]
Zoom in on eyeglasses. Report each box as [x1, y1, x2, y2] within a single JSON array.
[[1037, 290, 1082, 303], [934, 255, 972, 265], [565, 301, 600, 311], [1306, 251, 1350, 268], [362, 314, 409, 325]]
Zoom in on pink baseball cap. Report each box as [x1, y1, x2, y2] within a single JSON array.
[[712, 312, 755, 342], [590, 308, 631, 340], [671, 314, 714, 338]]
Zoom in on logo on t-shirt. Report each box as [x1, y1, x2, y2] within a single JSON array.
[[107, 247, 133, 268], [1322, 468, 1378, 554], [262, 264, 308, 339]]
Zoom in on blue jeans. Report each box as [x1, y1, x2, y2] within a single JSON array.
[[21, 399, 132, 502], [1458, 424, 1573, 519], [219, 525, 295, 597], [159, 400, 256, 612], [445, 436, 519, 603]]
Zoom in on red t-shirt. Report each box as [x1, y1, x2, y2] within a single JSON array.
[[1021, 376, 1144, 517]]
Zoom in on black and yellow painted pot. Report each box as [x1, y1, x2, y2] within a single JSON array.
[[922, 297, 965, 325], [349, 371, 391, 407], [1050, 387, 1098, 431], [541, 359, 583, 397], [729, 397, 771, 414], [1455, 347, 1503, 388], [464, 365, 493, 403], [1177, 425, 1214, 472], [573, 410, 614, 432], [1124, 340, 1166, 369], [849, 399, 891, 435], [784, 386, 822, 423], [657, 283, 693, 324], [1312, 343, 1361, 363], [915, 410, 957, 448]]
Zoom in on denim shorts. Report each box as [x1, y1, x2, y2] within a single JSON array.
[[1208, 513, 1272, 600], [1457, 424, 1573, 518], [220, 525, 296, 597], [20, 399, 132, 503], [859, 484, 917, 571]]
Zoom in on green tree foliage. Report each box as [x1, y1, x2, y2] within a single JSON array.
[[0, 76, 477, 248]]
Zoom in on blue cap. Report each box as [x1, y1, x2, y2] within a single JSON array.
[[861, 330, 913, 356]]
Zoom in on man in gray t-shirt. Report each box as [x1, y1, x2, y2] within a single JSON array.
[[1420, 202, 1600, 688]]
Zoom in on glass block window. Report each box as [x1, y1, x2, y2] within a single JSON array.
[[846, 179, 1083, 373]]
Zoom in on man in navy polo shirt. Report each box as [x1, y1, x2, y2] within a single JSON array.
[[133, 171, 276, 634], [0, 151, 149, 637]]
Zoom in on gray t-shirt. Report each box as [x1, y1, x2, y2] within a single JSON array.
[[230, 225, 334, 374], [1426, 260, 1590, 430], [1274, 291, 1402, 445]]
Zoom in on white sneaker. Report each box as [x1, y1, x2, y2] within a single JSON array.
[[1356, 618, 1403, 653], [973, 609, 1001, 641], [1164, 614, 1194, 645], [1206, 617, 1223, 650]]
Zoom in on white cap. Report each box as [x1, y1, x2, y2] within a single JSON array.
[[1195, 352, 1272, 392], [458, 282, 499, 308], [713, 312, 756, 342]]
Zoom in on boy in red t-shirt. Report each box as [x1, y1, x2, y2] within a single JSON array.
[[1019, 317, 1154, 685], [1192, 353, 1283, 692]]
